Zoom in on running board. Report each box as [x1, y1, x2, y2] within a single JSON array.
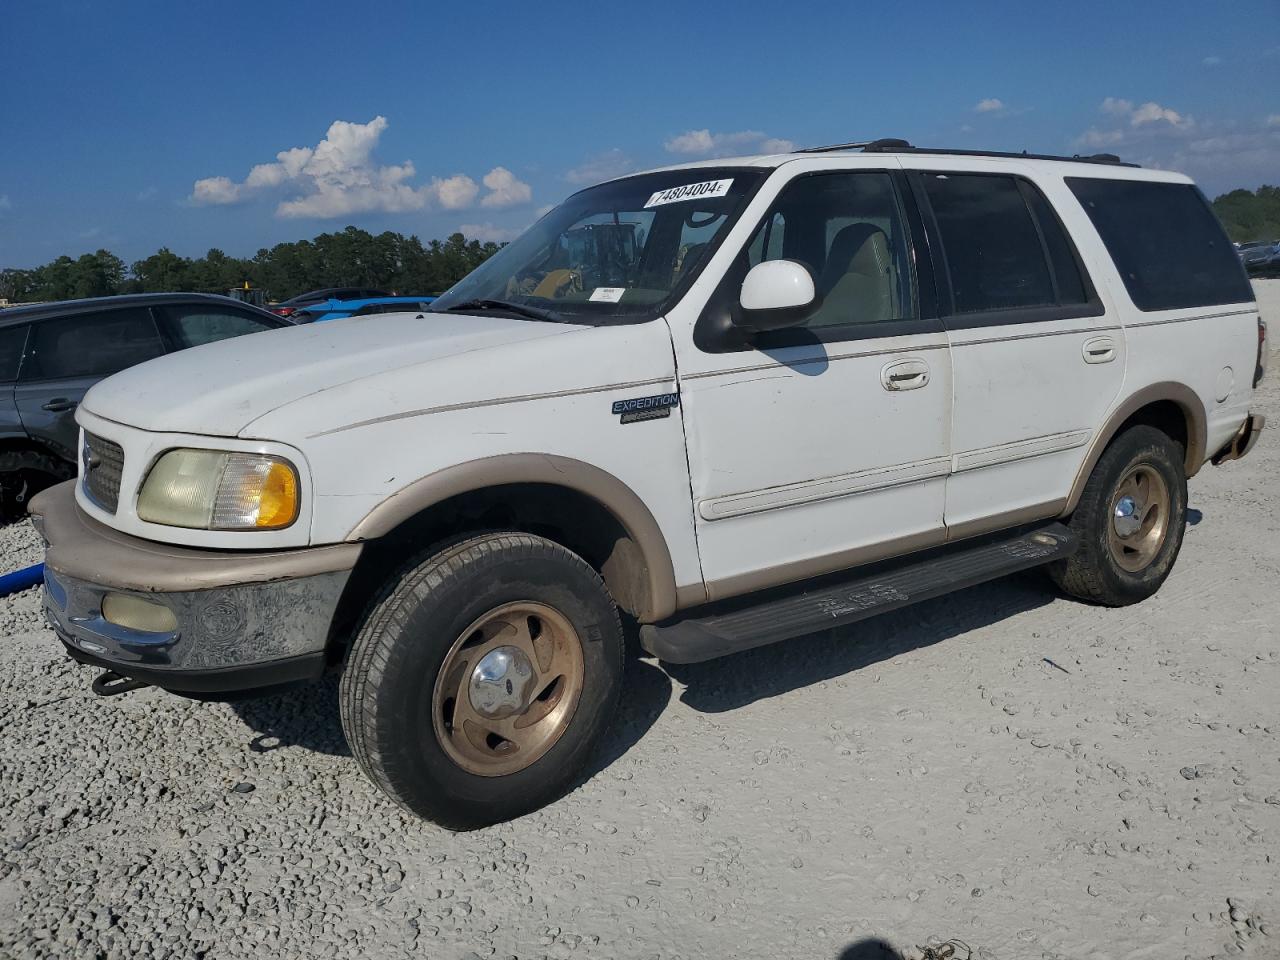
[[641, 523, 1077, 664]]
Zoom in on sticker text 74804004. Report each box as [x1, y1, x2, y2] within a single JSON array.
[[644, 179, 733, 209]]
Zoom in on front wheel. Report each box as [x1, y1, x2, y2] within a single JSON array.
[[340, 533, 624, 829], [1049, 425, 1188, 606]]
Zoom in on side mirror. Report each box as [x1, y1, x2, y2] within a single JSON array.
[[737, 260, 816, 332]]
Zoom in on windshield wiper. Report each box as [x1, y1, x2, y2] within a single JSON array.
[[432, 298, 566, 324]]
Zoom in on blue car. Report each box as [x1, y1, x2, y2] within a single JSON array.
[[294, 296, 437, 323]]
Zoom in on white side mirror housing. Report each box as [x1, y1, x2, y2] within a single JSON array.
[[738, 260, 816, 331]]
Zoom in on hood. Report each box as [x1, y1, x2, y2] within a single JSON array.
[[82, 312, 579, 437]]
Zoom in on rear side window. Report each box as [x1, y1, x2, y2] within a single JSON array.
[[22, 308, 165, 381], [1020, 183, 1089, 305], [1066, 178, 1253, 311], [0, 325, 27, 383], [922, 173, 1055, 313]]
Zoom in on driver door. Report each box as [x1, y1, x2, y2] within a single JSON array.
[[670, 161, 953, 601]]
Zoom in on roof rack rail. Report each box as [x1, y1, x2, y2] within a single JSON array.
[[794, 139, 1137, 167]]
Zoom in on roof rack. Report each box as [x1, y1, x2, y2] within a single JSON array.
[[794, 138, 1138, 167]]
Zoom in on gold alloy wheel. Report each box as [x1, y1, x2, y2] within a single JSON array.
[[1107, 464, 1171, 573], [432, 601, 585, 777]]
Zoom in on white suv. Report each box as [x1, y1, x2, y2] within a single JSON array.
[[34, 140, 1267, 828]]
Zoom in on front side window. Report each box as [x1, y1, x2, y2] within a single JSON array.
[[157, 305, 279, 349], [430, 168, 767, 323], [745, 172, 917, 328], [22, 308, 165, 381], [1066, 178, 1253, 311], [923, 173, 1056, 313]]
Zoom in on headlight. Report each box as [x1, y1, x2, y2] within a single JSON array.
[[137, 449, 300, 530]]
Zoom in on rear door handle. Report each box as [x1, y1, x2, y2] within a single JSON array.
[[1082, 336, 1116, 364], [881, 358, 931, 391], [41, 398, 78, 413]]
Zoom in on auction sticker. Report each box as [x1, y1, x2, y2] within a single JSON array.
[[644, 178, 733, 208], [589, 287, 626, 302]]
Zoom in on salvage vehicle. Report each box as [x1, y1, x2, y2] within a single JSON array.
[[1, 293, 291, 520], [269, 287, 391, 318], [33, 140, 1266, 829], [291, 295, 436, 323]]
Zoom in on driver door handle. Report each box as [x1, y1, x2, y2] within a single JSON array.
[[41, 398, 78, 413], [881, 358, 931, 391]]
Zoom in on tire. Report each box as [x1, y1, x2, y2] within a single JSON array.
[[340, 532, 625, 829], [1049, 425, 1188, 606], [0, 449, 71, 524]]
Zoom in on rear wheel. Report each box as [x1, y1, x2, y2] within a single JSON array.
[[1049, 425, 1187, 606], [340, 532, 624, 829]]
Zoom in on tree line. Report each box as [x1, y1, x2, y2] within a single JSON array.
[[0, 226, 503, 303], [1212, 186, 1280, 244]]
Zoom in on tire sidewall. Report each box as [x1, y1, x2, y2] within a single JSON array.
[[1089, 430, 1188, 602], [359, 537, 622, 823]]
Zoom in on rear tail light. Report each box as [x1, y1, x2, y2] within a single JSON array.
[[1257, 317, 1268, 387], [272, 307, 295, 317]]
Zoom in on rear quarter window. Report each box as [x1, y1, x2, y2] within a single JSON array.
[[1066, 178, 1253, 311]]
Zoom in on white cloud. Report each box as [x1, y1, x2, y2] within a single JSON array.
[[975, 98, 1005, 113], [1267, 114, 1280, 127], [189, 116, 529, 219], [760, 137, 797, 153], [0, 194, 10, 212], [566, 148, 635, 185], [191, 175, 243, 205], [1131, 101, 1187, 127], [1098, 97, 1190, 129], [1202, 55, 1222, 67], [430, 174, 479, 210], [1100, 97, 1134, 117], [663, 129, 794, 157], [458, 222, 522, 243], [136, 186, 158, 201], [479, 166, 532, 208]]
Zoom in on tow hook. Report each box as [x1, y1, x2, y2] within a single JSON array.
[[91, 671, 150, 697]]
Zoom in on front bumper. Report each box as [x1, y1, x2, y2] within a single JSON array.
[[1212, 413, 1265, 466], [31, 481, 361, 694]]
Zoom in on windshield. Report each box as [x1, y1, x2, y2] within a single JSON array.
[[431, 167, 768, 323]]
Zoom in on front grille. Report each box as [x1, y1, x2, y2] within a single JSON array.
[[82, 433, 125, 513]]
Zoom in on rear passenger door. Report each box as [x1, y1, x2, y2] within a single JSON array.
[[14, 307, 166, 460], [907, 164, 1125, 537]]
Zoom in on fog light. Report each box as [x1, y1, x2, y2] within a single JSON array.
[[102, 594, 178, 633]]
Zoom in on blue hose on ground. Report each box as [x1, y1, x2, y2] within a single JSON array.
[[0, 562, 44, 597]]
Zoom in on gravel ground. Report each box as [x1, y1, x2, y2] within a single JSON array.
[[2, 284, 1278, 960]]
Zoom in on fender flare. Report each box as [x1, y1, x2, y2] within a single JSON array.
[[346, 453, 680, 621], [1063, 381, 1207, 515]]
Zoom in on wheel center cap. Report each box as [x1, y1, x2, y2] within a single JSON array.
[[469, 645, 536, 720], [1113, 495, 1142, 538]]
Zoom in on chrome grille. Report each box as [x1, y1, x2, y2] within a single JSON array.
[[82, 433, 125, 513]]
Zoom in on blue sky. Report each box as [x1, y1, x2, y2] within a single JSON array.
[[1, 0, 1277, 268]]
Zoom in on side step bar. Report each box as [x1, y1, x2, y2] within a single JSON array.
[[641, 523, 1078, 664]]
